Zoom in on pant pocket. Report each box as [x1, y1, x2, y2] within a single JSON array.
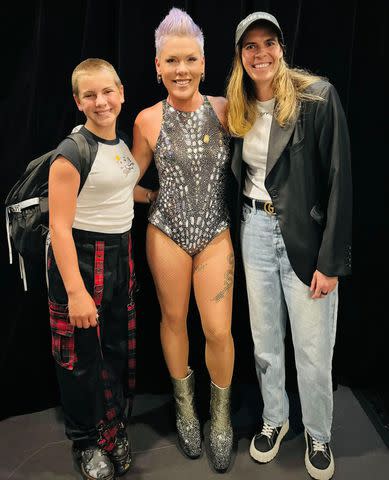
[[49, 300, 77, 370]]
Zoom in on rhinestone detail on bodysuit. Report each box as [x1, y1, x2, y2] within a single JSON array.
[[149, 96, 230, 255]]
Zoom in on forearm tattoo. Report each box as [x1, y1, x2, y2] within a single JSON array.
[[211, 253, 234, 303]]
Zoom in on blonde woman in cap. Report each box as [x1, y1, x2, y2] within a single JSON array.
[[132, 7, 234, 471], [226, 11, 352, 480]]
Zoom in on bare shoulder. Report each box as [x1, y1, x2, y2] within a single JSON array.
[[135, 102, 162, 128], [133, 102, 163, 151], [207, 95, 227, 112], [207, 95, 227, 129]]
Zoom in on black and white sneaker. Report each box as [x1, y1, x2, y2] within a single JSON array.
[[304, 431, 335, 480], [249, 419, 289, 463]]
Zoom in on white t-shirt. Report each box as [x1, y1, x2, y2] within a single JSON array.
[[53, 127, 139, 233], [242, 98, 275, 201]]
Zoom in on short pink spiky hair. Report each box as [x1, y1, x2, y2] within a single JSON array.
[[155, 7, 204, 57]]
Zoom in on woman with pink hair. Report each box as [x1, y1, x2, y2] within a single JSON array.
[[132, 7, 234, 472]]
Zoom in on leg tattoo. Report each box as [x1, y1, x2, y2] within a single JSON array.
[[194, 262, 208, 274], [211, 253, 234, 303]]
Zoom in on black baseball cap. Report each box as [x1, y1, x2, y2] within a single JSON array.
[[235, 12, 284, 46]]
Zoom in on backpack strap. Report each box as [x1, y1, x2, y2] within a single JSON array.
[[67, 132, 95, 192]]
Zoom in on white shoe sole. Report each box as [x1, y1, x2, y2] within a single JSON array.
[[304, 431, 335, 480], [249, 420, 289, 463]]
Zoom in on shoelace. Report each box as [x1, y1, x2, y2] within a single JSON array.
[[261, 423, 276, 439], [312, 438, 326, 453]]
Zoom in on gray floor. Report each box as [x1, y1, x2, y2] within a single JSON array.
[[1, 385, 388, 479]]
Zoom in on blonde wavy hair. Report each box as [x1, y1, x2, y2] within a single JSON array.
[[226, 44, 324, 137]]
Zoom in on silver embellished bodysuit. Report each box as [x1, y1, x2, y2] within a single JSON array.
[[149, 96, 230, 255]]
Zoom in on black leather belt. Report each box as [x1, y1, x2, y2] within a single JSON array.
[[243, 195, 275, 215]]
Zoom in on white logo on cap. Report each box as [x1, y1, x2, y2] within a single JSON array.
[[238, 12, 276, 30]]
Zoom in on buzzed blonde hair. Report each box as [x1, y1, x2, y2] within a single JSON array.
[[72, 58, 122, 96]]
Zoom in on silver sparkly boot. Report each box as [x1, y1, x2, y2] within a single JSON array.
[[209, 382, 233, 472], [171, 368, 202, 458]]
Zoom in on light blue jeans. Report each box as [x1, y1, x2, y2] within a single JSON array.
[[240, 203, 338, 443]]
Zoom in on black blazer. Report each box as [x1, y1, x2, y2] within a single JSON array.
[[230, 81, 352, 286]]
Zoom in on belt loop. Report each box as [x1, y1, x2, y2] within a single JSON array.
[[251, 198, 256, 208]]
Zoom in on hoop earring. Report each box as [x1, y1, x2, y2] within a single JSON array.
[[157, 74, 162, 84], [201, 72, 205, 82]]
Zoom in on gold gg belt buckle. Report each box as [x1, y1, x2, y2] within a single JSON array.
[[264, 201, 275, 215]]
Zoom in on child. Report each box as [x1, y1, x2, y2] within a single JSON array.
[[48, 58, 153, 480]]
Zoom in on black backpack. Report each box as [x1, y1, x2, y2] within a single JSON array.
[[5, 131, 96, 290]]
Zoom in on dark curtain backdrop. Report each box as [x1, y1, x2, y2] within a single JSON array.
[[1, 0, 388, 421]]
